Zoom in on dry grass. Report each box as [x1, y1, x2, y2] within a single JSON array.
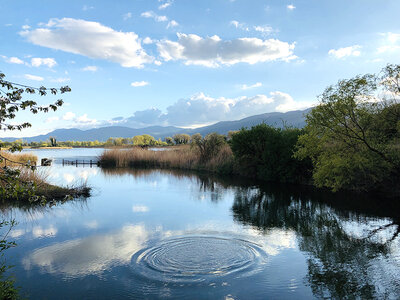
[[99, 145, 235, 174], [0, 151, 37, 167], [0, 151, 90, 202]]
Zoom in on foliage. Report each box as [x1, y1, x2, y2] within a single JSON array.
[[191, 133, 227, 162], [230, 124, 311, 183], [0, 73, 70, 297], [165, 137, 174, 145], [173, 133, 191, 145], [49, 136, 57, 147], [0, 220, 18, 299], [295, 64, 400, 193], [0, 72, 70, 200]]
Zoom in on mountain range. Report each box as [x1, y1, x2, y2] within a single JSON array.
[[1, 108, 311, 142]]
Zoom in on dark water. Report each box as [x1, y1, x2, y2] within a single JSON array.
[[2, 149, 399, 299]]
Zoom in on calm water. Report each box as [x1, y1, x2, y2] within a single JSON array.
[[2, 148, 400, 299]]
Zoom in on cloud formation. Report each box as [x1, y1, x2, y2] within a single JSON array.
[[111, 91, 312, 128], [20, 18, 153, 68], [131, 81, 149, 87], [157, 33, 296, 67], [158, 0, 173, 10], [24, 74, 44, 81], [1, 55, 24, 64], [31, 57, 57, 68], [82, 65, 98, 72], [328, 45, 361, 59], [241, 82, 262, 90]]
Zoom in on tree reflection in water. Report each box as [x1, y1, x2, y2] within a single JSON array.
[[232, 183, 400, 299]]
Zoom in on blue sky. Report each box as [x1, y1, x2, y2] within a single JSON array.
[[1, 0, 399, 137]]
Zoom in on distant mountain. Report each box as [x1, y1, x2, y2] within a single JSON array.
[[188, 108, 311, 136], [0, 108, 311, 142]]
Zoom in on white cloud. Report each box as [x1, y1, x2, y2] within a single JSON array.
[[254, 25, 273, 35], [32, 225, 58, 238], [31, 57, 57, 68], [114, 91, 313, 127], [143, 37, 153, 44], [84, 220, 99, 229], [241, 82, 262, 90], [230, 20, 250, 31], [328, 45, 361, 59], [167, 20, 179, 29], [62, 112, 76, 120], [1, 55, 25, 64], [154, 60, 162, 66], [8, 56, 25, 64], [141, 11, 168, 22], [82, 5, 94, 11], [24, 74, 44, 81], [132, 205, 149, 212], [82, 65, 98, 72], [75, 114, 97, 125], [131, 81, 149, 87], [46, 116, 60, 123], [158, 0, 173, 10], [231, 21, 274, 35], [50, 77, 70, 83], [123, 12, 132, 21], [377, 32, 400, 53], [22, 225, 148, 277], [20, 18, 154, 68], [287, 4, 296, 10], [157, 33, 297, 67], [22, 25, 31, 30]]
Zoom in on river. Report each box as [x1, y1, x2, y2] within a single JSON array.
[[1, 148, 399, 299]]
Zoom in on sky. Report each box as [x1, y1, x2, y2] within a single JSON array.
[[0, 0, 399, 137]]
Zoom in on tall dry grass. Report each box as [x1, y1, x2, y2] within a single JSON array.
[[99, 145, 235, 174], [0, 151, 37, 167], [0, 151, 90, 201]]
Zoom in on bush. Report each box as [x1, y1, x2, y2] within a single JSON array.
[[230, 124, 311, 183]]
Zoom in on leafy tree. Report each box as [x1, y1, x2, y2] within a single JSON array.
[[295, 64, 400, 193], [0, 72, 70, 297], [0, 72, 69, 200], [165, 137, 174, 145], [231, 124, 311, 183], [191, 133, 226, 162], [173, 133, 191, 145], [49, 136, 57, 147]]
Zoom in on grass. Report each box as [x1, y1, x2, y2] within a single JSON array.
[[99, 145, 235, 174]]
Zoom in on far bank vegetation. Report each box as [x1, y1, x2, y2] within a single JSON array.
[[100, 64, 400, 198]]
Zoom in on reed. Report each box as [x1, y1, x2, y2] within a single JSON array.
[[0, 151, 90, 202], [99, 145, 234, 174], [0, 151, 37, 167]]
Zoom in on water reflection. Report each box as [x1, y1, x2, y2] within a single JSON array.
[[23, 224, 148, 278], [232, 184, 400, 299], [1, 156, 399, 299]]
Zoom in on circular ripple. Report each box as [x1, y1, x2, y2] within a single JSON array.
[[131, 235, 267, 283]]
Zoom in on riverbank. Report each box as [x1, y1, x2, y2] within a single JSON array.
[[0, 151, 91, 202]]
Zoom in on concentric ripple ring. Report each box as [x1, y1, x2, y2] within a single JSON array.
[[131, 235, 267, 283]]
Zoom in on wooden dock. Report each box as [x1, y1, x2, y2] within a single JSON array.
[[62, 159, 99, 167]]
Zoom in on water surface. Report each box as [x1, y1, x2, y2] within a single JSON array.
[[2, 148, 399, 299]]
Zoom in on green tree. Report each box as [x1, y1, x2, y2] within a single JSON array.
[[165, 136, 174, 145], [191, 133, 226, 162], [0, 72, 70, 298], [0, 72, 69, 199], [173, 133, 191, 145], [295, 64, 400, 193], [231, 124, 311, 183], [49, 136, 57, 147]]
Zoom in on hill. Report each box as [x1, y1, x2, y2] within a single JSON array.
[[0, 109, 311, 142]]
